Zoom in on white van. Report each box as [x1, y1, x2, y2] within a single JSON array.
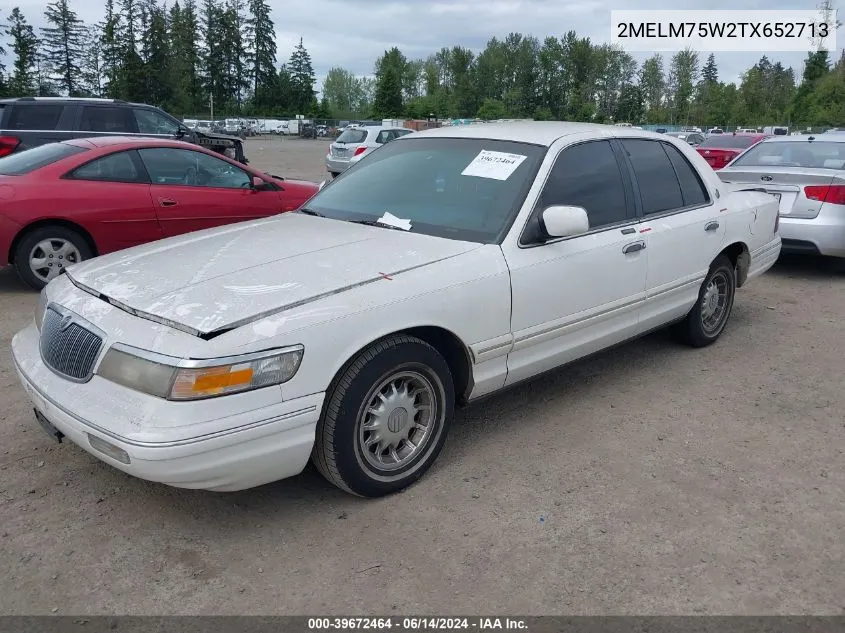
[[763, 126, 789, 136]]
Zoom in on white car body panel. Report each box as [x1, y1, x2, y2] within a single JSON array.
[[12, 122, 781, 491]]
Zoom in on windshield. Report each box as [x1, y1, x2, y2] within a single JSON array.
[[730, 140, 845, 169], [0, 142, 87, 175], [302, 137, 546, 243]]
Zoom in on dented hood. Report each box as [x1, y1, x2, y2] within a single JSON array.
[[65, 213, 480, 337]]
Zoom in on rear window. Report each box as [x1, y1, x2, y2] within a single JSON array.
[[0, 142, 87, 175], [700, 135, 760, 149], [7, 105, 64, 130], [730, 141, 845, 169], [337, 129, 367, 144]]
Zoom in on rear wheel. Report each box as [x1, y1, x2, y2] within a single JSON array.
[[673, 255, 736, 347], [13, 226, 93, 291], [312, 334, 454, 497]]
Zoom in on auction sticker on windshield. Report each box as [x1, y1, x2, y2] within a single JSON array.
[[462, 150, 527, 180]]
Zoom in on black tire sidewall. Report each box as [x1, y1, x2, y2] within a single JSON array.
[[692, 256, 736, 344], [14, 227, 92, 291], [328, 340, 455, 497]]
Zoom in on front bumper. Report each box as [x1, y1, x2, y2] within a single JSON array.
[[779, 204, 845, 258], [12, 323, 324, 492]]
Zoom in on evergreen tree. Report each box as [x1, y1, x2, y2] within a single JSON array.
[[201, 0, 226, 113], [169, 0, 201, 113], [221, 0, 248, 108], [117, 0, 146, 101], [701, 53, 718, 85], [140, 0, 171, 107], [288, 38, 316, 113], [41, 0, 86, 95], [80, 26, 103, 96], [372, 47, 405, 118], [99, 0, 123, 97], [244, 0, 276, 108], [6, 8, 40, 96]]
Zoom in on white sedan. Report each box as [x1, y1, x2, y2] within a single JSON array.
[[12, 122, 782, 497]]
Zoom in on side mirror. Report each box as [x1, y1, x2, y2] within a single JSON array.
[[251, 176, 274, 191], [541, 205, 589, 238]]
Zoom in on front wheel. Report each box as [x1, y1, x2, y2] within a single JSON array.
[[673, 254, 736, 347], [312, 334, 455, 497], [14, 226, 92, 291]]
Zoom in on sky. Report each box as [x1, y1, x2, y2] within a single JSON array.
[[6, 0, 840, 94]]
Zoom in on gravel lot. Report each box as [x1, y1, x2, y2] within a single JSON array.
[[1, 136, 843, 615]]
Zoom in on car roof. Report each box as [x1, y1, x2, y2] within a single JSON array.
[[63, 136, 200, 149], [757, 134, 845, 143], [408, 121, 669, 146]]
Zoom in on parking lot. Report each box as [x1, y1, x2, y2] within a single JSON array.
[[1, 135, 844, 615]]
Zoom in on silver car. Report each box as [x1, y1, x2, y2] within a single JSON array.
[[665, 131, 705, 147], [326, 126, 413, 177], [717, 135, 845, 258]]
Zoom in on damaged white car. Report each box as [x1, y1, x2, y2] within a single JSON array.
[[12, 122, 781, 497]]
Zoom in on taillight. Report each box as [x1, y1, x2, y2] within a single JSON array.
[[804, 184, 845, 205], [353, 146, 367, 156], [0, 135, 20, 157]]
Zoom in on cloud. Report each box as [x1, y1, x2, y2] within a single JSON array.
[[6, 0, 835, 93]]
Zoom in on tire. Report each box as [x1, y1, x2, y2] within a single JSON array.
[[312, 334, 455, 497], [673, 254, 736, 347], [13, 225, 93, 291]]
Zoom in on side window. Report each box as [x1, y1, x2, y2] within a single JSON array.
[[134, 109, 180, 135], [621, 139, 684, 215], [138, 148, 250, 189], [69, 151, 143, 183], [539, 140, 629, 230], [8, 105, 64, 130], [663, 143, 709, 206], [375, 130, 392, 144], [79, 106, 135, 133]]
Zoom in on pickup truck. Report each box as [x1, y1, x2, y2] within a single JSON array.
[[0, 97, 249, 164]]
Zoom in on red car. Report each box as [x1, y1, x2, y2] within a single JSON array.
[[696, 133, 769, 170], [0, 136, 319, 289]]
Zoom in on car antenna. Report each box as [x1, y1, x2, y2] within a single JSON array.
[[808, 136, 815, 142]]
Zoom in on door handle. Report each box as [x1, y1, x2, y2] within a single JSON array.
[[623, 240, 646, 254], [705, 221, 719, 232], [159, 198, 177, 207], [620, 227, 636, 235]]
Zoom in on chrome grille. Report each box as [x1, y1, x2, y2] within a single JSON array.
[[40, 306, 104, 382]]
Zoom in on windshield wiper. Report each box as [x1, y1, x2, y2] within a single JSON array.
[[347, 219, 410, 232], [297, 207, 326, 217]]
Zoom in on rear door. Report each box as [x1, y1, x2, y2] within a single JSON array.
[[62, 149, 161, 252], [137, 147, 282, 236], [619, 138, 724, 330], [77, 105, 138, 137]]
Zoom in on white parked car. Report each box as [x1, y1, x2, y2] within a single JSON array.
[[325, 125, 413, 177], [12, 123, 781, 497]]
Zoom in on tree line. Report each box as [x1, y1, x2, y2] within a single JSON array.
[[344, 41, 845, 128], [0, 0, 321, 117], [1, 0, 843, 127]]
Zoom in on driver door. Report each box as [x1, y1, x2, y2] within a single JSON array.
[[137, 147, 280, 236]]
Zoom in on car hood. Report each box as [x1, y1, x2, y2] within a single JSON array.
[[64, 214, 481, 338]]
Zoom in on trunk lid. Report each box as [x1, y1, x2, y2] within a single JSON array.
[[718, 166, 842, 219], [65, 213, 480, 337]]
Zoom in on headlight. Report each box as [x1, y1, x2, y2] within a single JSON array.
[[35, 289, 48, 331], [97, 344, 304, 400]]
